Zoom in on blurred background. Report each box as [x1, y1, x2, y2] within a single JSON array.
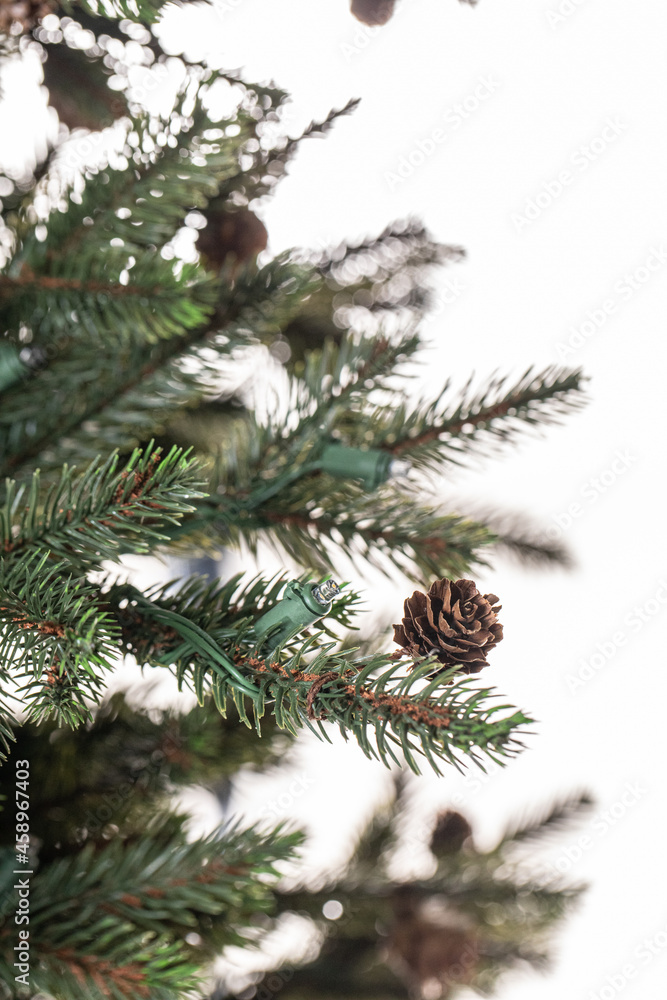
[[2, 0, 666, 997]]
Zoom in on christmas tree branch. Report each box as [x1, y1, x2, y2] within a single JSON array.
[[109, 581, 529, 775], [0, 691, 290, 854], [0, 257, 311, 479], [286, 97, 362, 149], [255, 496, 494, 582], [5, 61, 274, 281], [357, 366, 587, 469], [221, 97, 361, 205], [313, 219, 466, 277], [22, 820, 299, 937], [65, 0, 172, 24], [0, 443, 202, 732], [495, 790, 594, 848], [0, 444, 204, 568], [0, 553, 120, 728], [448, 506, 573, 569], [234, 781, 587, 1000], [0, 819, 301, 998], [204, 329, 422, 497], [0, 256, 217, 348]]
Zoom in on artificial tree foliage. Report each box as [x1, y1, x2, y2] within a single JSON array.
[[0, 2, 588, 996], [217, 782, 591, 1000]]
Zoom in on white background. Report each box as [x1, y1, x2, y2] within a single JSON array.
[[6, 0, 667, 997]]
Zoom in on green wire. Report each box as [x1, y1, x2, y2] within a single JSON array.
[[147, 604, 260, 697], [120, 588, 260, 698]]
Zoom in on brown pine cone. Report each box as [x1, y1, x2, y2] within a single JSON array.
[[392, 578, 503, 673], [197, 207, 268, 275], [429, 810, 473, 856], [351, 0, 396, 26], [387, 895, 478, 995]]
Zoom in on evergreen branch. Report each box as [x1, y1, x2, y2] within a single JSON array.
[[282, 97, 362, 154], [220, 98, 361, 204], [313, 219, 465, 276], [0, 691, 290, 851], [496, 790, 594, 848], [0, 443, 204, 570], [8, 76, 255, 275], [0, 553, 121, 726], [297, 327, 422, 420], [280, 221, 466, 356], [27, 818, 299, 938], [489, 522, 572, 569], [0, 818, 300, 998], [0, 928, 193, 1000], [255, 495, 494, 583], [0, 552, 118, 683], [0, 255, 217, 347], [110, 583, 530, 774], [61, 0, 171, 23], [362, 366, 587, 468], [0, 258, 311, 479], [202, 328, 425, 510], [222, 650, 531, 775], [170, 486, 494, 583], [453, 506, 573, 570]]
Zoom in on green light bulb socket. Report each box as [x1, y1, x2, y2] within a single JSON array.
[[318, 443, 393, 489], [255, 580, 340, 652]]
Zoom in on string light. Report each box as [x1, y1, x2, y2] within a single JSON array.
[[255, 579, 341, 654]]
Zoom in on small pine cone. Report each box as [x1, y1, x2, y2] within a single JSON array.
[[387, 899, 478, 994], [393, 578, 503, 673], [429, 810, 473, 856], [350, 0, 396, 26], [197, 207, 268, 274]]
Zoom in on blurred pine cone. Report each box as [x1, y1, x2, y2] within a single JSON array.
[[351, 0, 396, 26], [430, 810, 473, 856], [393, 578, 503, 673], [197, 207, 268, 275], [388, 891, 478, 997]]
